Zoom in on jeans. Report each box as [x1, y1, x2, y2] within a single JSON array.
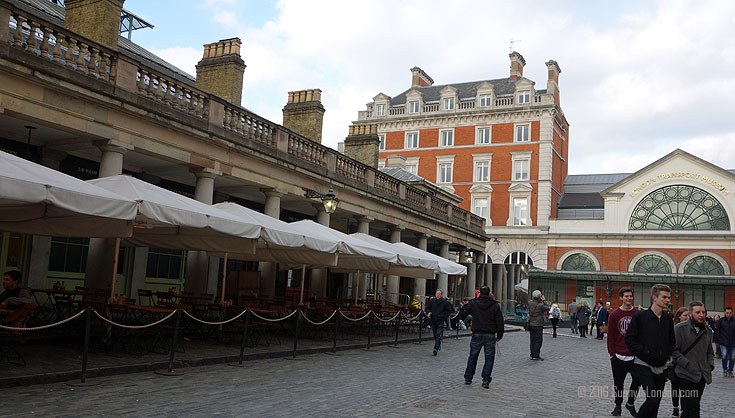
[[529, 325, 543, 358], [631, 364, 667, 418], [431, 322, 445, 351], [570, 316, 578, 333], [550, 318, 559, 333], [679, 377, 706, 418], [464, 333, 497, 382], [721, 345, 735, 372], [610, 356, 640, 407]]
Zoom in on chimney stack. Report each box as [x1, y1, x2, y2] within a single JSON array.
[[385, 154, 407, 169], [545, 60, 562, 106], [282, 89, 326, 143], [64, 0, 125, 50], [410, 67, 434, 87], [509, 51, 526, 81], [344, 124, 380, 168], [195, 38, 246, 106]]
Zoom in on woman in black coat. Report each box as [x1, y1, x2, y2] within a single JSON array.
[[577, 301, 591, 338]]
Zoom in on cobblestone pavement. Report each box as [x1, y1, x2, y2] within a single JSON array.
[[2, 326, 732, 418]]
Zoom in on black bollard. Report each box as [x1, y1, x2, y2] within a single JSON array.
[[66, 309, 101, 387], [155, 309, 183, 376], [332, 311, 338, 354], [394, 315, 399, 347], [229, 310, 250, 367], [292, 310, 300, 359], [417, 314, 422, 344], [366, 314, 372, 350], [456, 318, 460, 339]]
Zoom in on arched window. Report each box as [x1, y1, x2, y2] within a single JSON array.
[[683, 255, 725, 275], [504, 251, 533, 266], [629, 185, 730, 231], [633, 254, 672, 274], [561, 253, 596, 271]]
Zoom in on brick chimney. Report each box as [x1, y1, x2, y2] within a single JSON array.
[[64, 0, 125, 50], [195, 38, 246, 106], [344, 124, 380, 168], [282, 89, 326, 143], [509, 51, 526, 81], [385, 154, 407, 169], [546, 60, 562, 106], [410, 67, 434, 87]]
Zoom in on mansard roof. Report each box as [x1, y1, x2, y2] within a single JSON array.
[[390, 77, 522, 106]]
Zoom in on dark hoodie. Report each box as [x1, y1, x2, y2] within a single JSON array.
[[459, 295, 504, 339]]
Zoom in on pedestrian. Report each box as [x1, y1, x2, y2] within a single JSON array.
[[577, 301, 591, 338], [0, 270, 33, 309], [669, 307, 690, 417], [569, 298, 579, 334], [625, 284, 675, 418], [527, 289, 550, 360], [714, 306, 735, 378], [596, 301, 610, 340], [591, 302, 600, 335], [607, 288, 641, 417], [671, 301, 714, 418], [458, 286, 504, 388], [452, 297, 470, 330], [549, 303, 561, 338], [711, 314, 722, 359], [425, 289, 454, 356]]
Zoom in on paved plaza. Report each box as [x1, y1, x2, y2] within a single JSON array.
[[2, 326, 732, 418]]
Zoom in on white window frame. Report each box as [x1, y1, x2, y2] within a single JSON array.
[[473, 153, 492, 183], [473, 198, 488, 219], [511, 151, 532, 181], [376, 104, 386, 117], [443, 97, 455, 110], [435, 155, 455, 185], [405, 156, 420, 176], [438, 163, 453, 183], [378, 159, 386, 169], [378, 134, 385, 150], [439, 129, 454, 147], [512, 196, 529, 226], [408, 101, 419, 113], [517, 90, 530, 104], [475, 161, 490, 182], [476, 126, 491, 144], [405, 131, 419, 149], [479, 94, 492, 107], [513, 159, 530, 181], [514, 123, 530, 142]]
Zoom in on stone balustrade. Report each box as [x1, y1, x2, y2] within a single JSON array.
[[423, 103, 439, 112], [287, 133, 327, 167], [430, 196, 449, 219], [336, 154, 367, 182], [458, 100, 475, 109], [405, 185, 426, 210], [137, 66, 209, 119], [6, 7, 115, 81], [388, 106, 405, 116], [374, 170, 401, 196], [495, 96, 513, 106], [224, 105, 276, 146]]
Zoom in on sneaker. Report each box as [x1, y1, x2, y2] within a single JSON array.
[[464, 379, 472, 385], [625, 402, 638, 418], [729, 371, 734, 378], [715, 354, 722, 359], [610, 405, 621, 416], [724, 371, 729, 378], [530, 356, 545, 361], [481, 379, 490, 389], [433, 350, 437, 356], [672, 407, 679, 417]]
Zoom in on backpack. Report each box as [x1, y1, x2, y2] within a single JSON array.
[[551, 307, 560, 319]]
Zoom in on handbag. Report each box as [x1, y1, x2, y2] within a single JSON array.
[[667, 326, 708, 382], [524, 303, 540, 332], [600, 325, 609, 334]]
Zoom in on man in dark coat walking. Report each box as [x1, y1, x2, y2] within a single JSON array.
[[425, 289, 454, 356], [458, 286, 504, 388]]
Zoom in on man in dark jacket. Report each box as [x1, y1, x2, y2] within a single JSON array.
[[672, 301, 714, 418], [527, 290, 550, 360], [715, 306, 735, 378], [458, 286, 504, 388], [425, 289, 454, 356], [625, 284, 675, 418]]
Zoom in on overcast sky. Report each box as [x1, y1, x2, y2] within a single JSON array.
[[124, 0, 735, 174]]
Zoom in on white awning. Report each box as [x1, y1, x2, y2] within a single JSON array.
[[349, 233, 439, 278], [88, 175, 260, 253], [392, 242, 467, 275], [0, 150, 137, 237]]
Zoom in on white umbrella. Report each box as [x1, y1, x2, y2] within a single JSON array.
[[0, 150, 136, 237], [349, 233, 439, 279], [387, 241, 467, 276], [515, 279, 529, 294]]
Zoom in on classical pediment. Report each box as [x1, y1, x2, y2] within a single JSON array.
[[508, 182, 533, 192], [469, 184, 494, 193]]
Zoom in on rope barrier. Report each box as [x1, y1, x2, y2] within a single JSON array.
[[248, 309, 297, 322], [338, 309, 373, 322], [91, 309, 178, 330], [371, 311, 401, 323], [180, 309, 248, 326], [299, 309, 337, 326], [0, 309, 87, 332], [406, 311, 424, 321]]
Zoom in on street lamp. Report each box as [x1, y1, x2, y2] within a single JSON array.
[[303, 186, 340, 214]]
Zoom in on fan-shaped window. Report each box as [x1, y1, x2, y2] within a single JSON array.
[[504, 251, 533, 265], [629, 185, 730, 230], [683, 255, 725, 276], [561, 253, 596, 271], [633, 254, 672, 274]]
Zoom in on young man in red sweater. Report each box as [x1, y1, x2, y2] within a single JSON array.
[[607, 288, 641, 417]]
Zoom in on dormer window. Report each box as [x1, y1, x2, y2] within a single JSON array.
[[376, 104, 386, 116], [517, 90, 530, 104], [443, 97, 455, 110], [479, 95, 492, 107], [408, 101, 419, 113]]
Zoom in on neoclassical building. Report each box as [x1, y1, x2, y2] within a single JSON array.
[[532, 149, 735, 313]]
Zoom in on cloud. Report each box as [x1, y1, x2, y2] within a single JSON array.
[[147, 46, 200, 77]]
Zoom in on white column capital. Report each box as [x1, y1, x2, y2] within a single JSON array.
[[190, 167, 221, 179], [94, 139, 133, 154], [261, 188, 284, 199]]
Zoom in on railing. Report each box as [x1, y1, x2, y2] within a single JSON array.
[[224, 105, 277, 146], [374, 171, 400, 197], [423, 103, 438, 112], [388, 106, 405, 116], [470, 214, 485, 230], [287, 134, 326, 166], [458, 101, 475, 110], [430, 196, 449, 218], [137, 67, 208, 119], [336, 154, 367, 182], [495, 96, 513, 106], [452, 206, 468, 225], [7, 9, 115, 82], [405, 186, 425, 210]]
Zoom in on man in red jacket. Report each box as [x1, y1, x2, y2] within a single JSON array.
[[607, 287, 641, 417]]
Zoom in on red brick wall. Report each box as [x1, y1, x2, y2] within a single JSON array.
[[548, 246, 735, 272]]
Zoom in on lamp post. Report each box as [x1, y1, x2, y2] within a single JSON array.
[[303, 186, 340, 214]]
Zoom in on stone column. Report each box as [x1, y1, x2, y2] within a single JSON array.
[[258, 188, 283, 297], [310, 204, 330, 298], [184, 168, 219, 295], [356, 216, 373, 299], [386, 225, 404, 304], [437, 241, 450, 296], [412, 233, 430, 299], [465, 249, 476, 299], [27, 149, 66, 290], [85, 140, 132, 291], [507, 264, 516, 305], [485, 258, 492, 293]]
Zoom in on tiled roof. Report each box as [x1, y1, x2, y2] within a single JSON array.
[[557, 193, 603, 208], [390, 78, 522, 106], [564, 173, 632, 185]]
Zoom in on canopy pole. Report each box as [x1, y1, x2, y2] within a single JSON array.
[[299, 264, 306, 305], [109, 238, 121, 302], [221, 252, 229, 304], [354, 270, 360, 305]]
